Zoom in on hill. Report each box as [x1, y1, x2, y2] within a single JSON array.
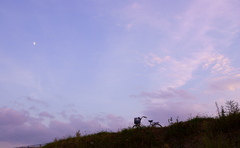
[[42, 113, 240, 148]]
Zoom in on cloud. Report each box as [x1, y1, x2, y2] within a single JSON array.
[[142, 46, 238, 91], [142, 101, 211, 126], [137, 87, 196, 100], [119, 1, 170, 30], [142, 53, 197, 89], [0, 108, 64, 145], [25, 96, 48, 107], [0, 108, 27, 126], [105, 114, 129, 131], [138, 54, 240, 127], [116, 0, 239, 92], [39, 112, 55, 119], [142, 54, 198, 89], [0, 107, 129, 147], [119, 0, 240, 44], [174, 0, 240, 46], [0, 141, 20, 148], [209, 75, 240, 91], [144, 53, 170, 67], [0, 108, 48, 145], [138, 49, 239, 127], [199, 51, 236, 75]]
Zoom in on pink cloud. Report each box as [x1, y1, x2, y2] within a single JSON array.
[[144, 53, 170, 67], [0, 108, 50, 143], [0, 107, 130, 147], [106, 114, 128, 130], [0, 108, 64, 146], [209, 75, 240, 91], [0, 108, 27, 125]]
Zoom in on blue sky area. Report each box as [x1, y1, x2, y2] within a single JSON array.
[[0, 0, 240, 147]]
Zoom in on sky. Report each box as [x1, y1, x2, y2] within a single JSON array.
[[0, 0, 240, 147]]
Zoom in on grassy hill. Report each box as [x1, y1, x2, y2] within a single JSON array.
[[43, 114, 240, 148], [43, 102, 240, 148]]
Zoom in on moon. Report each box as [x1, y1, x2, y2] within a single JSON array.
[[33, 42, 36, 45]]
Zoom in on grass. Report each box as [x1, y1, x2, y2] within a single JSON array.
[[43, 101, 240, 148], [43, 113, 240, 148]]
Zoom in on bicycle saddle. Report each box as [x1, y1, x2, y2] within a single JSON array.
[[148, 120, 153, 122]]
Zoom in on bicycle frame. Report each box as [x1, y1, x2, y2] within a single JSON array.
[[148, 120, 162, 127], [133, 116, 147, 128]]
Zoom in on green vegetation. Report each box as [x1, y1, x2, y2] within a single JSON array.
[[43, 101, 240, 148]]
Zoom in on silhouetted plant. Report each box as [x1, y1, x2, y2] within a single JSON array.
[[221, 105, 226, 117], [168, 117, 173, 125], [225, 100, 239, 115], [75, 130, 81, 137]]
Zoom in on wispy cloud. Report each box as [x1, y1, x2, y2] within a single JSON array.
[[172, 0, 240, 47], [25, 96, 48, 107], [139, 87, 196, 100], [118, 1, 170, 30]]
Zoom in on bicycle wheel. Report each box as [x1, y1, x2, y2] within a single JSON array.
[[153, 123, 162, 128], [132, 125, 138, 128]]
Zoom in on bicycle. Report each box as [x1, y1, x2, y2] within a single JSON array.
[[132, 116, 147, 128], [148, 120, 162, 127], [133, 116, 162, 128]]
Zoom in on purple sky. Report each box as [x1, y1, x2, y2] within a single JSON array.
[[1, 0, 240, 147]]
